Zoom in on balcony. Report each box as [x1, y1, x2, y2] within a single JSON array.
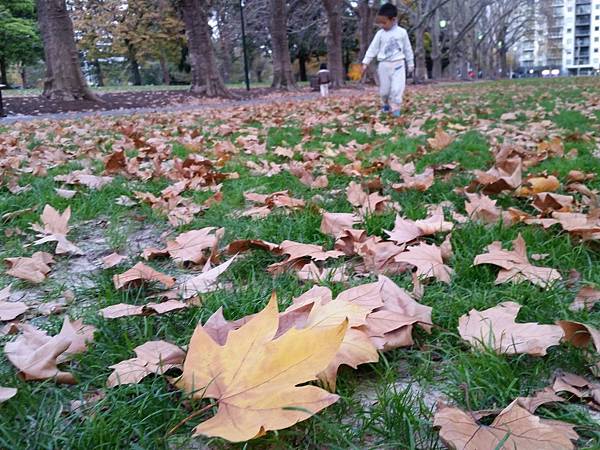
[[576, 5, 591, 14]]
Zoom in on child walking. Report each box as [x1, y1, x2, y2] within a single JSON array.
[[317, 63, 331, 98], [361, 3, 414, 117]]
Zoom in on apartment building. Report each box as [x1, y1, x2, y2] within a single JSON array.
[[516, 0, 600, 75]]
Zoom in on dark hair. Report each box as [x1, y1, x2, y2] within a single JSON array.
[[378, 3, 397, 18], [320, 63, 328, 70]]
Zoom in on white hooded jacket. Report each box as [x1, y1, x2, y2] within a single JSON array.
[[362, 24, 414, 68]]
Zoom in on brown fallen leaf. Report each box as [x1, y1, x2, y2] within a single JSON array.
[[30, 205, 83, 255], [569, 286, 600, 312], [5, 251, 54, 283], [458, 301, 563, 356], [99, 300, 188, 319], [434, 400, 578, 450], [385, 208, 453, 245], [551, 372, 600, 409], [392, 166, 435, 192], [532, 193, 574, 213], [0, 293, 28, 321], [267, 241, 344, 274], [113, 262, 175, 290], [102, 252, 127, 269], [469, 156, 522, 194], [55, 188, 77, 199], [178, 256, 237, 299], [5, 317, 95, 383], [427, 127, 454, 151], [395, 243, 453, 284], [320, 212, 359, 238], [516, 175, 561, 197], [289, 163, 328, 189], [346, 181, 391, 216], [165, 227, 220, 265], [474, 234, 561, 288], [54, 170, 113, 190], [107, 340, 185, 387], [0, 386, 17, 403], [177, 294, 346, 442], [464, 193, 502, 224], [296, 262, 350, 283]]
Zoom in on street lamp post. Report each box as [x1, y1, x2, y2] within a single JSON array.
[[239, 0, 250, 91]]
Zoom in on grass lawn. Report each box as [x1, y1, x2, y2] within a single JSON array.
[[1, 77, 599, 449]]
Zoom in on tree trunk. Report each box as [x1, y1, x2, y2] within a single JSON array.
[[219, 36, 231, 83], [298, 53, 308, 82], [269, 0, 296, 89], [414, 25, 427, 82], [178, 0, 229, 97], [431, 11, 442, 79], [21, 66, 28, 88], [36, 0, 97, 100], [127, 43, 142, 86], [159, 51, 171, 85], [0, 58, 8, 86], [93, 59, 104, 87], [357, 0, 378, 84], [322, 0, 344, 88]]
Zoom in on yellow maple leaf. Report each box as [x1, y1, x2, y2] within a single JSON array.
[[177, 294, 347, 442]]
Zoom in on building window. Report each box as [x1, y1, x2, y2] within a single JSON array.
[[596, 15, 600, 20], [596, 26, 600, 31], [596, 37, 600, 42], [595, 49, 599, 53], [568, 7, 573, 12]]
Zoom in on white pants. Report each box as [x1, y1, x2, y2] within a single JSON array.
[[378, 60, 406, 112], [320, 84, 329, 97]]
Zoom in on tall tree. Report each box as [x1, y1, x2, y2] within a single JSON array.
[[355, 0, 378, 83], [269, 0, 295, 88], [177, 0, 229, 96], [36, 0, 97, 100], [322, 0, 344, 87]]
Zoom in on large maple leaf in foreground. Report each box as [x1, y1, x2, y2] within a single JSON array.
[[177, 295, 347, 442]]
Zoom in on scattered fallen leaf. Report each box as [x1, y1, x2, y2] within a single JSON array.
[[113, 262, 175, 290], [107, 340, 185, 387], [30, 205, 83, 255], [0, 387, 17, 403], [569, 286, 600, 312], [102, 252, 127, 269], [395, 243, 453, 283], [458, 301, 563, 356], [177, 294, 347, 442], [5, 252, 54, 283]]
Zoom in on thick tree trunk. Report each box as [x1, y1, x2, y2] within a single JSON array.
[[0, 58, 8, 86], [159, 52, 171, 85], [414, 26, 427, 82], [36, 0, 97, 100], [269, 0, 295, 89], [93, 59, 104, 87], [357, 0, 378, 84], [322, 0, 344, 88], [127, 43, 142, 86], [178, 0, 229, 97], [431, 13, 442, 79], [298, 53, 308, 82], [219, 36, 231, 83]]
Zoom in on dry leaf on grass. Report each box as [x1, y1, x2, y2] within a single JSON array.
[[395, 243, 453, 283], [551, 372, 600, 409], [469, 156, 522, 194], [569, 286, 600, 312], [5, 317, 95, 383], [113, 262, 175, 290], [5, 251, 54, 283], [516, 175, 560, 197], [464, 193, 503, 224], [0, 298, 28, 321], [458, 301, 563, 356], [102, 252, 127, 269], [346, 182, 391, 216], [163, 227, 222, 265], [54, 170, 113, 190], [532, 193, 574, 213], [0, 386, 17, 403], [320, 212, 359, 238], [176, 294, 347, 442], [434, 400, 578, 450], [474, 234, 561, 288], [99, 300, 188, 319], [391, 166, 435, 192], [385, 208, 453, 245], [107, 340, 185, 387], [427, 128, 454, 151], [30, 205, 83, 255], [178, 256, 237, 299], [268, 241, 344, 275]]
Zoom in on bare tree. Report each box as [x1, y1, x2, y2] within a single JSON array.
[[269, 0, 296, 89], [177, 0, 229, 97], [322, 0, 345, 87], [37, 0, 97, 100], [355, 0, 379, 83]]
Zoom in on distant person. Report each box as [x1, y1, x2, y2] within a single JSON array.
[[360, 2, 414, 117], [317, 63, 331, 98]]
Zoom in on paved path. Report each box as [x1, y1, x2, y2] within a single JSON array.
[[0, 91, 336, 124]]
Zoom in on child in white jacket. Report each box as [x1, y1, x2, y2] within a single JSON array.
[[361, 3, 414, 117]]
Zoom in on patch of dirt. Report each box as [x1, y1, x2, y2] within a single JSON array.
[[4, 87, 275, 116]]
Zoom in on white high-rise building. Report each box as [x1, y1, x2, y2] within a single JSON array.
[[516, 0, 600, 75]]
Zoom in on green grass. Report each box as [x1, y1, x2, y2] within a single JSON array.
[[1, 77, 600, 449]]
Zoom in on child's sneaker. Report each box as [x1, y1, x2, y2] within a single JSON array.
[[391, 110, 401, 118], [381, 104, 390, 113]]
